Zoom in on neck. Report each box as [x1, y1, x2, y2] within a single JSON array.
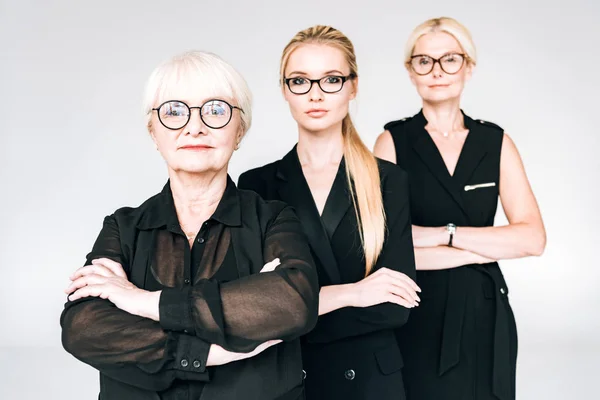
[[296, 121, 345, 168], [168, 168, 228, 217], [422, 98, 464, 133]]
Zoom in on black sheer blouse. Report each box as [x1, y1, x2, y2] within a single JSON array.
[[60, 176, 319, 400]]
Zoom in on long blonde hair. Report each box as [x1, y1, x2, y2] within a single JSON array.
[[404, 17, 477, 67], [280, 25, 386, 276]]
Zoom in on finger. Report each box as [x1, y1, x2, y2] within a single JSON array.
[[68, 284, 109, 301], [71, 264, 114, 280], [388, 281, 420, 303], [388, 284, 420, 306], [92, 258, 127, 278], [65, 274, 107, 294], [383, 269, 421, 292], [385, 293, 415, 309]]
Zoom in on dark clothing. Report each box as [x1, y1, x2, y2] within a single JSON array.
[[60, 176, 320, 400], [385, 110, 518, 400], [239, 147, 416, 400]]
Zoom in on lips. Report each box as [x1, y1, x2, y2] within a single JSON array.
[[306, 109, 328, 118], [179, 145, 213, 151]]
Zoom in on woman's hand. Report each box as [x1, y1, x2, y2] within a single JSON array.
[[350, 267, 421, 308], [65, 258, 160, 321], [206, 340, 282, 366]]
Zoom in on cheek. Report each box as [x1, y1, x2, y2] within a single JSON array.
[[284, 93, 305, 116]]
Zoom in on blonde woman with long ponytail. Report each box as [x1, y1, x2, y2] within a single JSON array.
[[239, 25, 418, 400]]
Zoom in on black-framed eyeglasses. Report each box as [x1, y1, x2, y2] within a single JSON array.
[[284, 74, 356, 95], [151, 99, 244, 130], [409, 53, 467, 76]]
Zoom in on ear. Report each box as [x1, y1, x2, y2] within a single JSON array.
[[349, 76, 358, 100], [407, 65, 418, 87], [464, 62, 475, 83], [148, 123, 159, 149]]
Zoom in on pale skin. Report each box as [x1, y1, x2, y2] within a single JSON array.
[[373, 31, 546, 270], [64, 87, 280, 366], [283, 43, 421, 313]]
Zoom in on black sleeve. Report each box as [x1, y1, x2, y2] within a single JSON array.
[[60, 216, 211, 392], [158, 206, 320, 352], [307, 167, 417, 343]]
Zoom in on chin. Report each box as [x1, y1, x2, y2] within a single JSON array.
[[423, 91, 462, 104], [300, 116, 341, 133]]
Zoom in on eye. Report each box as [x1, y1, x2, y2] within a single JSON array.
[[324, 76, 342, 84], [290, 77, 308, 86], [418, 57, 431, 65], [163, 102, 187, 116], [203, 101, 227, 116], [443, 54, 462, 63]]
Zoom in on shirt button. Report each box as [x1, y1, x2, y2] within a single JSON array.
[[193, 360, 202, 369], [180, 359, 189, 368], [184, 279, 190, 284], [344, 369, 355, 380], [197, 237, 205, 244], [500, 287, 506, 294]]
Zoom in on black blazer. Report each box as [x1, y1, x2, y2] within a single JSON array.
[[238, 147, 416, 400], [60, 177, 319, 400]]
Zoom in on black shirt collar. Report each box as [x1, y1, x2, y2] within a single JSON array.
[[136, 175, 242, 230]]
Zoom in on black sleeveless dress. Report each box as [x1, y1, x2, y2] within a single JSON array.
[[384, 110, 518, 400]]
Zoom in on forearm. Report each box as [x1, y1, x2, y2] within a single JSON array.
[[415, 246, 493, 270], [318, 284, 355, 315], [61, 299, 210, 390], [453, 223, 546, 260]]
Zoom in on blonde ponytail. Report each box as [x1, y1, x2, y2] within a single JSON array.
[[342, 115, 386, 275]]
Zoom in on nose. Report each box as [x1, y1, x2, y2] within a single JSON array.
[[431, 60, 444, 77], [307, 81, 324, 102], [185, 108, 207, 136]]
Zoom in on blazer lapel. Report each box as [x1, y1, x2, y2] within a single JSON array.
[[276, 147, 342, 284], [320, 158, 352, 240], [409, 111, 470, 217], [451, 114, 488, 191]]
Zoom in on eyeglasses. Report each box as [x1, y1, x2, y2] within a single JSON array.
[[284, 74, 356, 95], [151, 99, 244, 130], [409, 53, 467, 76]]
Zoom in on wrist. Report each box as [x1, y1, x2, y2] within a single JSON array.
[[139, 290, 161, 321], [445, 223, 457, 247], [439, 226, 449, 246], [344, 283, 359, 308]]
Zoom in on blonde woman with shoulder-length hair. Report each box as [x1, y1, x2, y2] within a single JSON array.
[[239, 25, 419, 400], [61, 50, 320, 400], [374, 17, 546, 400]]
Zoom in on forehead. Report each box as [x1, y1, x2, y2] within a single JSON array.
[[153, 65, 234, 107], [413, 31, 463, 57], [285, 44, 349, 76]]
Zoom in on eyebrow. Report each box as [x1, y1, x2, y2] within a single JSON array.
[[411, 52, 462, 58], [286, 69, 346, 77]]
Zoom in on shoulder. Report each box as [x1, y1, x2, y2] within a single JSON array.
[[237, 187, 295, 230], [471, 117, 505, 142], [383, 115, 413, 132], [109, 191, 162, 228], [376, 158, 409, 194], [238, 160, 280, 188]]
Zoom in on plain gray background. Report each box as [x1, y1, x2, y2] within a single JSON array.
[[1, 0, 598, 398]]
